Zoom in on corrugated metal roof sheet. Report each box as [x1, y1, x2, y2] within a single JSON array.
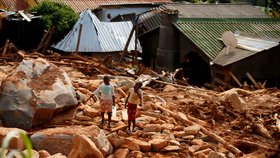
[[139, 10, 161, 31], [53, 9, 142, 52], [35, 0, 172, 12], [213, 31, 280, 66], [162, 3, 270, 19], [0, 0, 29, 11], [174, 19, 280, 61]]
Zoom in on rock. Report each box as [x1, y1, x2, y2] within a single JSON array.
[[46, 153, 67, 158], [117, 130, 129, 137], [128, 151, 144, 158], [83, 106, 100, 117], [173, 131, 185, 138], [0, 58, 78, 129], [38, 150, 51, 158], [184, 125, 201, 135], [68, 134, 104, 158], [135, 139, 152, 152], [191, 139, 204, 146], [161, 123, 175, 130], [161, 145, 180, 152], [76, 87, 92, 96], [148, 138, 168, 152], [75, 111, 92, 121], [169, 140, 180, 146], [182, 135, 195, 140], [193, 151, 208, 158], [20, 149, 39, 158], [31, 133, 73, 156], [44, 108, 77, 126], [107, 132, 123, 150], [0, 127, 27, 150], [110, 124, 127, 133], [194, 148, 213, 156], [226, 92, 247, 111], [121, 138, 140, 151], [208, 151, 227, 158], [173, 126, 184, 131], [31, 125, 112, 156], [114, 148, 129, 158], [163, 85, 177, 92], [143, 124, 162, 132]]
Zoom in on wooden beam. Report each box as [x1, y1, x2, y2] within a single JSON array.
[[18, 10, 31, 22], [2, 39, 9, 56], [229, 71, 242, 87], [214, 77, 234, 89], [75, 24, 83, 53], [246, 72, 260, 89], [119, 25, 136, 63]]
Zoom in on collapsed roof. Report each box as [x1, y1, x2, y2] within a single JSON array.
[[52, 9, 142, 53]]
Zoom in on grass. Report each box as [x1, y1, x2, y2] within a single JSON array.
[[0, 130, 32, 158]]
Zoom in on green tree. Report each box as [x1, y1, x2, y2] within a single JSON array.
[[29, 0, 78, 43], [269, 0, 280, 17]]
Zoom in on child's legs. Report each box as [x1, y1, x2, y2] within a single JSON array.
[[100, 99, 112, 125], [128, 119, 131, 130], [127, 103, 137, 131], [132, 119, 136, 131], [108, 112, 112, 125], [101, 112, 105, 121]]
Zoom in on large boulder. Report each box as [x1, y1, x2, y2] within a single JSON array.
[[30, 125, 113, 157], [0, 58, 78, 129]]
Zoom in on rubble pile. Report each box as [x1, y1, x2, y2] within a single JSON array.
[[0, 51, 279, 158]]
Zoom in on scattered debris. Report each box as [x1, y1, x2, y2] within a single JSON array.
[[0, 45, 279, 158]]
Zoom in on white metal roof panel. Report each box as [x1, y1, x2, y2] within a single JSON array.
[[53, 9, 141, 52]]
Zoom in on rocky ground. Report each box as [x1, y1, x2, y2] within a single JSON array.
[[0, 54, 279, 158]]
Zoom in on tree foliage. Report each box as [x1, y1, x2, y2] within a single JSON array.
[[29, 0, 78, 43], [269, 0, 280, 17]]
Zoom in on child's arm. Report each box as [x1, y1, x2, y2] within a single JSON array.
[[111, 85, 116, 106], [137, 90, 143, 106], [92, 85, 102, 95], [125, 93, 131, 108]]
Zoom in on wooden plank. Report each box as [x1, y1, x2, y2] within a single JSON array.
[[75, 24, 83, 53], [18, 10, 31, 22], [119, 25, 136, 63], [2, 39, 9, 55], [42, 27, 55, 53], [262, 80, 267, 88], [246, 72, 260, 89], [229, 71, 242, 87], [214, 77, 234, 89], [258, 81, 265, 89]]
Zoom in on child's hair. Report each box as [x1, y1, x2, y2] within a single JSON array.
[[135, 82, 142, 88], [103, 75, 110, 81]]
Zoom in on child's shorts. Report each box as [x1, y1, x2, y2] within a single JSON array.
[[127, 103, 137, 120], [100, 99, 113, 112]]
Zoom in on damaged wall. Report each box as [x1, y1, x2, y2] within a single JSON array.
[[0, 17, 44, 50]]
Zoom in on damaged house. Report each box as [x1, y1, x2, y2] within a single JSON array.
[[52, 9, 142, 60], [154, 3, 280, 87]]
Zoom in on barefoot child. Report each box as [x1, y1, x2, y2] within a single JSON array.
[[125, 82, 143, 134], [93, 76, 115, 128]]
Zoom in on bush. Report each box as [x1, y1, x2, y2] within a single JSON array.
[[29, 0, 78, 44]]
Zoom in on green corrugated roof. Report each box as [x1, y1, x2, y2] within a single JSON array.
[[174, 18, 280, 61]]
